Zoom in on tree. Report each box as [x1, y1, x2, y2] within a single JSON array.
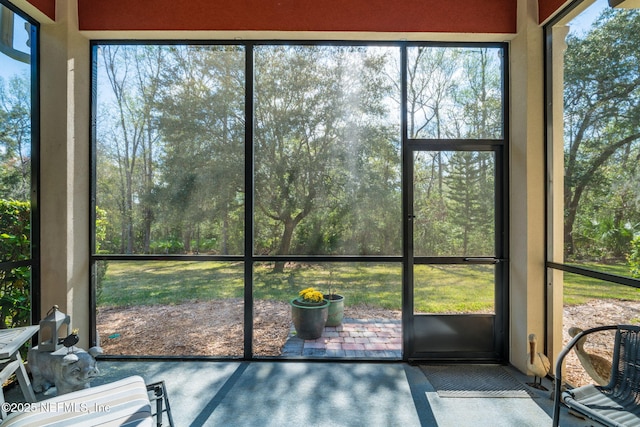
[[94, 43, 504, 262], [563, 9, 640, 259], [445, 152, 494, 255], [456, 48, 503, 139], [155, 45, 245, 254], [404, 48, 458, 201], [253, 46, 399, 269], [97, 45, 165, 253], [407, 48, 501, 256], [0, 75, 31, 201]]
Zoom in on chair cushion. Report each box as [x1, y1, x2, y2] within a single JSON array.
[[1, 375, 152, 426], [563, 384, 640, 427]]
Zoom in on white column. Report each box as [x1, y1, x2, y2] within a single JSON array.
[[546, 25, 569, 373], [509, 0, 546, 373], [39, 0, 90, 347]]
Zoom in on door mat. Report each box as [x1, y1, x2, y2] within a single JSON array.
[[420, 365, 536, 398]]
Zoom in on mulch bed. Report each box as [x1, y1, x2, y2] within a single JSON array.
[[562, 299, 639, 387], [97, 299, 400, 357]]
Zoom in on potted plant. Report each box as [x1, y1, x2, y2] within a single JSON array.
[[323, 287, 344, 327], [290, 287, 329, 340]]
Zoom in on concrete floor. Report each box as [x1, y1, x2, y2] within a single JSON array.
[[5, 360, 594, 427]]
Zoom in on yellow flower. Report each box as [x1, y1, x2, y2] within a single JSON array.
[[298, 287, 325, 303]]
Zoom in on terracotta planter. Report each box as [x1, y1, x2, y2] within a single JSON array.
[[290, 298, 329, 340], [323, 294, 344, 327]]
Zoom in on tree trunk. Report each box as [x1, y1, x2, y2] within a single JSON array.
[[183, 228, 192, 253], [273, 218, 297, 273]]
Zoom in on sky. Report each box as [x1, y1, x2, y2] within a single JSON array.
[[0, 8, 31, 81], [568, 0, 607, 36]]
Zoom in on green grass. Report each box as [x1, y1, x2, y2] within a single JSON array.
[[562, 262, 640, 305], [413, 265, 495, 313], [98, 260, 639, 312], [253, 262, 404, 309], [98, 261, 245, 306], [98, 261, 405, 308]]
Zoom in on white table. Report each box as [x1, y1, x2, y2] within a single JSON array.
[[0, 326, 39, 417]]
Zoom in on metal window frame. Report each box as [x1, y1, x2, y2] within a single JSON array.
[[89, 40, 509, 361], [543, 0, 640, 301], [0, 0, 41, 327]]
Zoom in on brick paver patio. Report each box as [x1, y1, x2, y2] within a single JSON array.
[[281, 318, 402, 358]]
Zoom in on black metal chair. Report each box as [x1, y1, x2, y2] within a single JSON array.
[[552, 324, 640, 427], [147, 380, 175, 427]]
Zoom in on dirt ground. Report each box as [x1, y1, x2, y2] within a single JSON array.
[[97, 299, 401, 357], [561, 299, 639, 387], [97, 298, 638, 387]]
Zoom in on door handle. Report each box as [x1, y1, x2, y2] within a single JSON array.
[[463, 257, 500, 264]]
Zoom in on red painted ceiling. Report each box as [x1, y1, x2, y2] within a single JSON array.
[[24, 0, 570, 32], [76, 0, 515, 33], [25, 0, 54, 20], [539, 0, 570, 23]]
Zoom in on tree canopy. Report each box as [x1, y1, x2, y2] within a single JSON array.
[[563, 8, 640, 264], [92, 43, 504, 262]]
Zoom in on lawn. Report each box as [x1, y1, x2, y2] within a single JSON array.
[[98, 260, 406, 308], [562, 262, 640, 305], [97, 260, 639, 313]]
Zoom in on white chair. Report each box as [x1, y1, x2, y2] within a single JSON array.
[[1, 375, 154, 426]]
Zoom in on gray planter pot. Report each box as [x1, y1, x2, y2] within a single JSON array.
[[290, 298, 329, 340], [323, 294, 344, 327]]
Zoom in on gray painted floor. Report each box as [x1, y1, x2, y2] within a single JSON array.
[[6, 361, 594, 427]]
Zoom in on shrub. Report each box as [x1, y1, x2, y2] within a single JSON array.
[[95, 207, 109, 303], [0, 200, 31, 328], [628, 235, 640, 278]]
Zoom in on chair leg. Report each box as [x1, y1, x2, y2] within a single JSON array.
[[0, 353, 36, 420], [146, 381, 174, 427], [0, 358, 19, 419], [12, 353, 36, 403], [0, 389, 7, 419]]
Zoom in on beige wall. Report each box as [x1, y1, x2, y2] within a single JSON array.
[[23, 0, 550, 365], [509, 0, 546, 373], [546, 25, 570, 373], [38, 0, 91, 347]]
